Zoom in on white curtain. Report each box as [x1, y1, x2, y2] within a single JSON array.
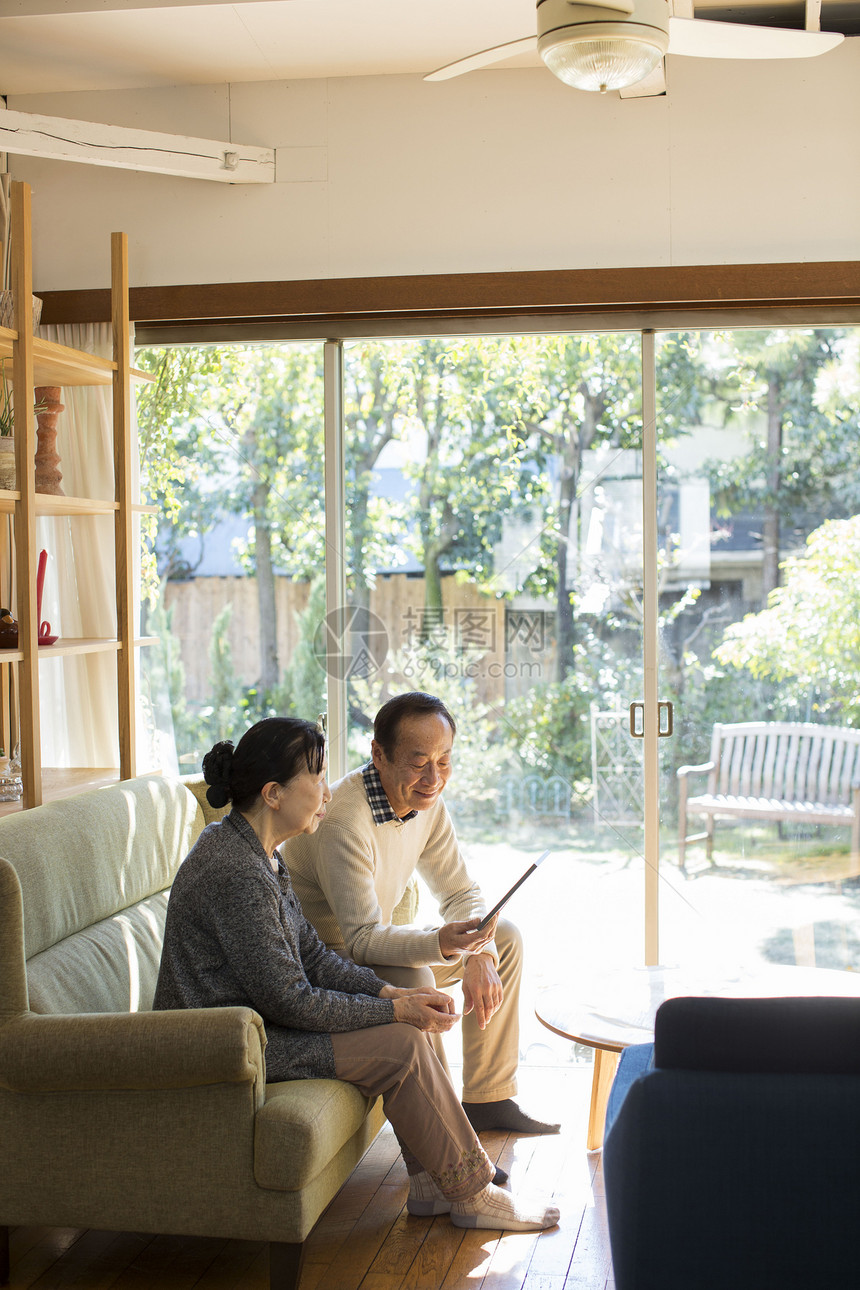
[[35, 322, 177, 775]]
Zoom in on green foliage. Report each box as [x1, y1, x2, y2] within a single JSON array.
[[135, 345, 241, 603], [281, 577, 328, 722], [342, 337, 543, 614], [136, 342, 325, 564], [714, 514, 860, 723], [143, 585, 247, 765], [205, 604, 243, 732], [212, 345, 326, 579], [503, 674, 592, 791], [697, 329, 854, 526], [140, 581, 198, 761], [0, 361, 50, 439], [0, 360, 12, 436], [139, 325, 860, 824]]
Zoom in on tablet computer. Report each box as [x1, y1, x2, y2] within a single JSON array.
[[476, 850, 550, 931]]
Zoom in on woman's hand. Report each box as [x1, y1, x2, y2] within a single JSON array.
[[438, 915, 498, 960], [380, 984, 461, 1032]]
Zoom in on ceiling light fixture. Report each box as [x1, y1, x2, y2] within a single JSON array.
[[537, 0, 670, 93]]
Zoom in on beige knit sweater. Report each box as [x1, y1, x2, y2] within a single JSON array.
[[282, 767, 493, 969]]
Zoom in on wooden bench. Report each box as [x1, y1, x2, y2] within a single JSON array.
[[677, 721, 860, 870]]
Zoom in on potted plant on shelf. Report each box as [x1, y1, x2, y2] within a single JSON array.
[[0, 360, 48, 491], [0, 360, 14, 490]]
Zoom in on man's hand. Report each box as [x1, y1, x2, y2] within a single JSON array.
[[461, 953, 504, 1030], [438, 915, 499, 960], [380, 984, 461, 1033]]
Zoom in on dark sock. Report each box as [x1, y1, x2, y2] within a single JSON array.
[[493, 1165, 509, 1186], [463, 1099, 561, 1136]]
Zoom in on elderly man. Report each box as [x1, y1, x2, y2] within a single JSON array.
[[282, 690, 559, 1138]]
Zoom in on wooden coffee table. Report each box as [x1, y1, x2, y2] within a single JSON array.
[[536, 962, 860, 1151]]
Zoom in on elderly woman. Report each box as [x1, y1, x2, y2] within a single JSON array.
[[154, 717, 559, 1233]]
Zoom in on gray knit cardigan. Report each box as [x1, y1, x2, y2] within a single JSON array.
[[153, 810, 395, 1080]]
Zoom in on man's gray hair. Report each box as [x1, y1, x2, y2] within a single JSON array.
[[373, 692, 456, 758]]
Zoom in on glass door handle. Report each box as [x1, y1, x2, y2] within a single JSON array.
[[629, 701, 673, 738]]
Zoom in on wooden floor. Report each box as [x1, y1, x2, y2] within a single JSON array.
[[6, 1066, 615, 1290]]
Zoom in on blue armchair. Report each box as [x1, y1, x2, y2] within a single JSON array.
[[603, 995, 860, 1290]]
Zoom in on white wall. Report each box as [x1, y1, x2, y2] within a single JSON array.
[[8, 41, 860, 292]]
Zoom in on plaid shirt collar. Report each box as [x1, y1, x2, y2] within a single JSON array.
[[362, 761, 417, 825]]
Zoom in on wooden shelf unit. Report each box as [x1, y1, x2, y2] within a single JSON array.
[[0, 490, 119, 515], [3, 180, 152, 809]]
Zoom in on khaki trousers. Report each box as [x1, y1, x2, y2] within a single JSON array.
[[331, 1023, 494, 1199], [369, 916, 522, 1104]]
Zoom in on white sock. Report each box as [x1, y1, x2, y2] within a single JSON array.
[[450, 1183, 560, 1232], [406, 1170, 451, 1216]]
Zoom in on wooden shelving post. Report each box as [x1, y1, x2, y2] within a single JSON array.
[[112, 231, 135, 780], [0, 183, 152, 813], [11, 183, 40, 807]]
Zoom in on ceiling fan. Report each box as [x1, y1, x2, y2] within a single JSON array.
[[425, 0, 844, 97]]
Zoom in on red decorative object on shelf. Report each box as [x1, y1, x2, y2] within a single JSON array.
[[36, 548, 57, 646]]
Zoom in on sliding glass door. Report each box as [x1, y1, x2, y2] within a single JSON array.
[[318, 332, 657, 1059], [655, 325, 860, 974]]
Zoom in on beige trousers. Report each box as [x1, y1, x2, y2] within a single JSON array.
[[369, 917, 522, 1104], [331, 1023, 494, 1199]]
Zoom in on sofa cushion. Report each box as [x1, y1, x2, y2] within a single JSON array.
[[255, 1078, 376, 1191], [26, 892, 170, 1014], [604, 1042, 653, 1141], [654, 995, 860, 1074], [0, 776, 204, 960]]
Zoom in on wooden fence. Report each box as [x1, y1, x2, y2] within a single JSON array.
[[163, 572, 555, 705]]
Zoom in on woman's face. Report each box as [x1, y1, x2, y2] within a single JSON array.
[[279, 762, 332, 838]]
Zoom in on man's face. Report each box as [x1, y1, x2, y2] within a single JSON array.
[[371, 711, 454, 817]]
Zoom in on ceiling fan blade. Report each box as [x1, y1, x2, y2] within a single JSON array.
[[667, 15, 844, 58], [424, 37, 536, 81]]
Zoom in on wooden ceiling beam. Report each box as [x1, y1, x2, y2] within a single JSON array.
[[0, 109, 274, 184], [38, 261, 860, 329]]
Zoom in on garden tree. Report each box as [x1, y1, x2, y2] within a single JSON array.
[[461, 332, 711, 796], [514, 333, 639, 682], [139, 343, 326, 694], [399, 336, 539, 620], [510, 333, 707, 681], [343, 342, 414, 616], [140, 341, 406, 688], [204, 345, 326, 692], [713, 514, 860, 724], [810, 328, 860, 516], [135, 345, 246, 599], [703, 328, 850, 603]]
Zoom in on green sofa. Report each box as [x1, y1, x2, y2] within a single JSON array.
[[0, 774, 390, 1290]]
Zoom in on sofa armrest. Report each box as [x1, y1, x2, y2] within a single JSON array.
[[676, 760, 714, 780], [654, 995, 860, 1074], [0, 1006, 266, 1093], [181, 772, 231, 826]]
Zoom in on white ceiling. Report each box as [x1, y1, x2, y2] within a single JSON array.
[[0, 0, 544, 96], [0, 0, 855, 97]]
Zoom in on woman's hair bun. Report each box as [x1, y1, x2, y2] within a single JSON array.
[[202, 739, 234, 808]]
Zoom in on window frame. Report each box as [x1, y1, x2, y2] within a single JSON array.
[[119, 265, 860, 964]]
